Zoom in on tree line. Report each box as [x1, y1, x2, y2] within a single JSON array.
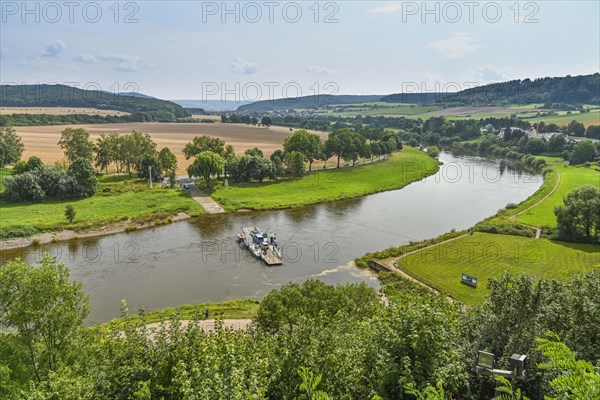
[[185, 128, 404, 187], [2, 127, 179, 203]]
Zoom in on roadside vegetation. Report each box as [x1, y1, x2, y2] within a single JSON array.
[[108, 299, 259, 328]]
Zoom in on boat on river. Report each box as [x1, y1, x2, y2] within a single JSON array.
[[237, 227, 283, 265]]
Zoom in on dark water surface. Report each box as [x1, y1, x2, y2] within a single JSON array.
[[1, 152, 543, 323]]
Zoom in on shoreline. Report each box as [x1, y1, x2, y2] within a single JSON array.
[[0, 212, 191, 251], [1, 151, 440, 248]]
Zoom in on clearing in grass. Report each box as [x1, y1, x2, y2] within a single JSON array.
[[396, 232, 599, 305], [208, 147, 439, 211]]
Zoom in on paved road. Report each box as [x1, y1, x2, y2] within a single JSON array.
[[178, 177, 225, 214]]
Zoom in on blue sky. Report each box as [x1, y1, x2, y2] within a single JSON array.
[[1, 1, 598, 100]]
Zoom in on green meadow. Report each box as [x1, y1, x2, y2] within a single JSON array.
[[516, 163, 600, 227], [0, 176, 204, 236], [208, 147, 439, 211], [397, 232, 599, 305]]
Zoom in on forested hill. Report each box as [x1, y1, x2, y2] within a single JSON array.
[[0, 84, 190, 119], [236, 94, 382, 112], [382, 73, 600, 105]]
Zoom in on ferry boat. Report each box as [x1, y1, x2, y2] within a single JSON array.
[[237, 227, 283, 265]]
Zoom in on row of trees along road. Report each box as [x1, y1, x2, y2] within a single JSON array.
[[185, 128, 403, 187]]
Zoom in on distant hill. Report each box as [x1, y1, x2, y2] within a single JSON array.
[[184, 107, 206, 115], [172, 99, 251, 112], [119, 91, 156, 99], [0, 84, 190, 120], [377, 93, 442, 104], [236, 95, 383, 113], [382, 73, 600, 106]]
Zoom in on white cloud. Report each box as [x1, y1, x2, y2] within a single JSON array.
[[369, 4, 401, 14], [20, 57, 50, 68], [99, 54, 153, 72], [306, 65, 337, 75], [427, 33, 481, 59], [231, 56, 258, 75], [475, 65, 511, 82], [73, 54, 96, 64], [42, 40, 66, 57]]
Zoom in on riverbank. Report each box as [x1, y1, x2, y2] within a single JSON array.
[[356, 154, 600, 305], [207, 147, 440, 212], [0, 175, 205, 245], [0, 212, 191, 251]]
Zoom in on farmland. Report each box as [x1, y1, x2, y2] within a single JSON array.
[[13, 122, 309, 174]]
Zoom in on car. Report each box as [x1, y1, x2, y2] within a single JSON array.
[[182, 184, 190, 190]]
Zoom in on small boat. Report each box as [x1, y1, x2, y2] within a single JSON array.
[[238, 226, 283, 265]]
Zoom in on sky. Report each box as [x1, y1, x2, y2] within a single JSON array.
[[1, 1, 599, 101]]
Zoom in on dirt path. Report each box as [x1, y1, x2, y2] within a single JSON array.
[[512, 171, 561, 219], [378, 234, 469, 303], [142, 319, 252, 340]]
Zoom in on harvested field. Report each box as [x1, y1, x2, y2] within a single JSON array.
[[14, 122, 325, 174], [0, 107, 129, 116]]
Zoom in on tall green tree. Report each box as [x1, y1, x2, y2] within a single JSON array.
[[261, 116, 272, 127], [284, 151, 306, 177], [284, 129, 323, 171], [0, 126, 24, 167], [139, 152, 163, 182], [58, 128, 95, 163], [569, 140, 597, 165], [95, 132, 119, 173], [554, 185, 600, 243], [68, 158, 98, 196], [183, 135, 226, 159], [244, 147, 264, 157], [158, 147, 177, 175], [187, 151, 225, 188], [0, 255, 90, 383]]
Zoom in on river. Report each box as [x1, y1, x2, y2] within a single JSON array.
[[0, 152, 543, 323]]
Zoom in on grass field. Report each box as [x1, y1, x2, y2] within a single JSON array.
[[397, 232, 599, 305], [330, 104, 443, 117], [0, 175, 204, 234], [523, 109, 600, 127], [208, 147, 439, 211], [516, 163, 600, 227], [108, 299, 259, 328]]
